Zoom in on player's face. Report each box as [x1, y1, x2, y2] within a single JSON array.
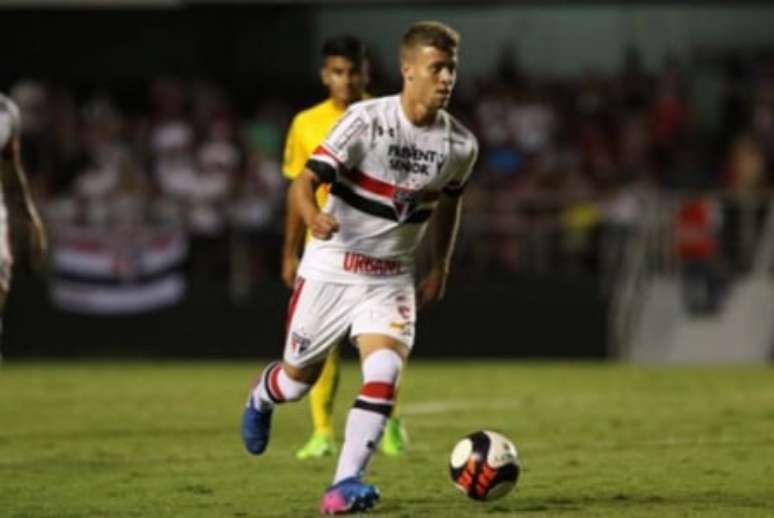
[[402, 45, 457, 111], [321, 56, 369, 107]]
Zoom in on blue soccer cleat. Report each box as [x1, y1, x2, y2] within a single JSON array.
[[319, 477, 380, 515], [241, 393, 273, 455]]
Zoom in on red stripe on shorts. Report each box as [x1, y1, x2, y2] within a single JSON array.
[[286, 277, 306, 333], [360, 382, 395, 400]]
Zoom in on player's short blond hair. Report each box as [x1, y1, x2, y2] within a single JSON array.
[[400, 21, 459, 62]]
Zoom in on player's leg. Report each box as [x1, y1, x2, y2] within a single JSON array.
[[241, 359, 322, 455], [333, 337, 407, 481], [320, 336, 406, 514], [241, 277, 354, 455], [377, 289, 410, 456], [296, 344, 340, 459], [320, 283, 415, 513]]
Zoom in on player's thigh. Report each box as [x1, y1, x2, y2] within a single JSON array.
[[283, 278, 357, 368], [350, 283, 416, 360]]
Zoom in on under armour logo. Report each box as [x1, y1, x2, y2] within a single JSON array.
[[375, 125, 395, 139]]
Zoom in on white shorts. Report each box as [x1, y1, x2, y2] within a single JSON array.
[[283, 277, 416, 368]]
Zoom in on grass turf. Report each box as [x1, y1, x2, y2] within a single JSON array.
[[1, 360, 773, 517]]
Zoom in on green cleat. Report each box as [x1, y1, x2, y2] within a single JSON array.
[[380, 417, 408, 456], [296, 432, 337, 460]]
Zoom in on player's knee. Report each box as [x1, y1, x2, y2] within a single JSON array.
[[282, 360, 323, 385], [362, 348, 403, 385], [357, 334, 410, 361]]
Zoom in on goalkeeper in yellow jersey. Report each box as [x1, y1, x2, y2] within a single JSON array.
[[281, 35, 408, 459]]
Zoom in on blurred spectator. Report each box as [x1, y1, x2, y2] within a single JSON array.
[[4, 43, 773, 295], [675, 196, 724, 315], [650, 63, 689, 177], [244, 100, 287, 160], [507, 87, 555, 155], [724, 133, 768, 192]]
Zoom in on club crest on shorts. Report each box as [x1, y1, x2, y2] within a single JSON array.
[[393, 188, 419, 221], [291, 331, 311, 355]]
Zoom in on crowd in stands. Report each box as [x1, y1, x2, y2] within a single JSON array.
[[4, 47, 773, 290]]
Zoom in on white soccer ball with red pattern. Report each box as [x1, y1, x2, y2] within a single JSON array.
[[449, 430, 520, 501]]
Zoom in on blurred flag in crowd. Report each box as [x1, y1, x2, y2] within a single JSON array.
[[50, 227, 188, 314]]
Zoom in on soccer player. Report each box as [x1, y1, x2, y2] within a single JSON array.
[[282, 35, 408, 459], [0, 93, 48, 360], [242, 21, 477, 513]]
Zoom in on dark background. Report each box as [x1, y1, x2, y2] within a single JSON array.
[[2, 2, 772, 359], [5, 272, 606, 358]]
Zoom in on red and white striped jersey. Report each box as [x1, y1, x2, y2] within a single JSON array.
[[298, 94, 478, 285]]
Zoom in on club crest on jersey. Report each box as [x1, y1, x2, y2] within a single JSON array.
[[393, 188, 419, 221]]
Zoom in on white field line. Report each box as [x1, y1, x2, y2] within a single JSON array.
[[401, 399, 774, 453], [402, 399, 518, 415]]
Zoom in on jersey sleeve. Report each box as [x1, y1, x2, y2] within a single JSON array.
[[305, 106, 369, 184], [442, 135, 479, 196], [282, 115, 306, 180]]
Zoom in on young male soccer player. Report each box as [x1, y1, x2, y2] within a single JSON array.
[[282, 35, 408, 459], [0, 93, 48, 360], [242, 21, 478, 513]]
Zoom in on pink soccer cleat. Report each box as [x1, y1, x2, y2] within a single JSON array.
[[320, 477, 380, 515]]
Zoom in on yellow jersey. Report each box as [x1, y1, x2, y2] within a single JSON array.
[[282, 98, 346, 208]]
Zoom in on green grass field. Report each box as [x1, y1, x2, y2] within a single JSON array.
[[1, 360, 773, 517]]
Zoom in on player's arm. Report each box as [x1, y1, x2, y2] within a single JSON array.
[[1, 137, 47, 264], [418, 137, 478, 308], [281, 188, 306, 287], [280, 116, 309, 287], [289, 168, 338, 240], [417, 192, 462, 308], [292, 107, 369, 241], [291, 107, 368, 242]]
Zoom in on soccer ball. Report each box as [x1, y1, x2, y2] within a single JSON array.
[[449, 430, 520, 501]]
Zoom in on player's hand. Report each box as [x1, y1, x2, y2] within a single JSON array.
[[281, 253, 299, 289], [28, 210, 48, 267], [310, 212, 339, 241], [417, 266, 448, 309]]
